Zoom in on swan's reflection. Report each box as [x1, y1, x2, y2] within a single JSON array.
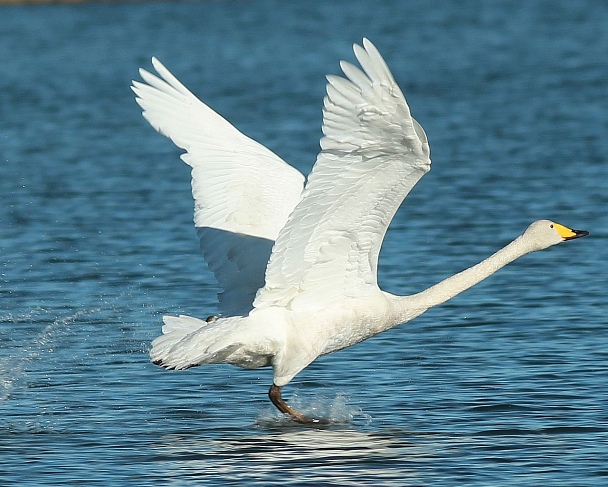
[[154, 426, 426, 485]]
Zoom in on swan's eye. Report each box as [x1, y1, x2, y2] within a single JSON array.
[[550, 224, 554, 228]]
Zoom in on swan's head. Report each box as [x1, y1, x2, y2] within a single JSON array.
[[523, 219, 588, 251]]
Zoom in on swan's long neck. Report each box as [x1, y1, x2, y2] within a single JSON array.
[[388, 233, 536, 324]]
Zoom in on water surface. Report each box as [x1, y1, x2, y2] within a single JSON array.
[[1, 1, 607, 485]]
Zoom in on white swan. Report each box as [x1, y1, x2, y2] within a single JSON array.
[[132, 39, 588, 423]]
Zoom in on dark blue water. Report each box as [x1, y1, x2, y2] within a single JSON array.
[[1, 1, 607, 485]]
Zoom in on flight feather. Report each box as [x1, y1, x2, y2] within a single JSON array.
[[254, 39, 431, 312]]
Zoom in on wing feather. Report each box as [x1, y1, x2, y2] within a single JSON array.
[[253, 39, 431, 312], [133, 58, 305, 315]]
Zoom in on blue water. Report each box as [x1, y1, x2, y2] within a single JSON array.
[[1, 1, 607, 485]]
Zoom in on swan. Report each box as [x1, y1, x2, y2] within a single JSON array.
[[132, 39, 588, 423]]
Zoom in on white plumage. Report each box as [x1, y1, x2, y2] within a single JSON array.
[[134, 57, 303, 315], [133, 39, 587, 423]]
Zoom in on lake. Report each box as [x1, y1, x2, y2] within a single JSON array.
[[1, 1, 607, 485]]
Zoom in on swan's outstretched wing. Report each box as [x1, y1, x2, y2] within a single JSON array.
[[254, 39, 431, 312], [132, 59, 305, 315]]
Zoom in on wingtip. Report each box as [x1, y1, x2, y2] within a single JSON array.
[[151, 56, 163, 72], [353, 39, 363, 55], [135, 59, 158, 81], [355, 37, 374, 54], [352, 42, 366, 60], [361, 38, 380, 60]]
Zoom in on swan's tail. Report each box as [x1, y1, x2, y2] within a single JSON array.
[[150, 315, 247, 370]]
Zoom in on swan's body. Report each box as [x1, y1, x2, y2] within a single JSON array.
[[133, 39, 587, 423]]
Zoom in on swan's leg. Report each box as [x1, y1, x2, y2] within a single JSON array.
[[268, 384, 328, 424]]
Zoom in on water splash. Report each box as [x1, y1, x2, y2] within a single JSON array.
[[0, 307, 102, 403], [256, 390, 373, 427]]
